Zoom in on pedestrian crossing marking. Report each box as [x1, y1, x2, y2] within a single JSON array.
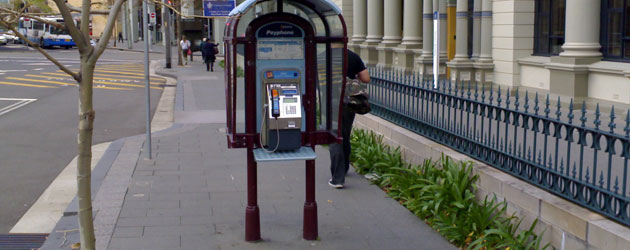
[[0, 81, 58, 88]]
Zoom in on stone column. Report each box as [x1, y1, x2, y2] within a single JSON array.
[[471, 0, 481, 60], [352, 0, 367, 43], [377, 0, 402, 67], [360, 0, 383, 65], [548, 0, 601, 97], [395, 0, 423, 69], [130, 0, 139, 42], [447, 0, 473, 82], [439, 0, 448, 61], [415, 0, 433, 78], [473, 0, 493, 84], [560, 0, 601, 58]]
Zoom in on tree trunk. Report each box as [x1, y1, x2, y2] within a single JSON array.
[[176, 10, 183, 66], [77, 57, 96, 250]]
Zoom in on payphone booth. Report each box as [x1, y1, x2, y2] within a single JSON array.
[[224, 0, 348, 242]]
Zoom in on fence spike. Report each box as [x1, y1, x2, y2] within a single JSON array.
[[609, 106, 617, 133], [585, 166, 591, 181], [534, 92, 540, 115], [544, 94, 551, 118], [481, 84, 486, 102], [514, 89, 520, 111], [524, 91, 530, 113], [491, 135, 496, 148], [506, 88, 511, 109], [508, 141, 512, 154], [474, 83, 479, 101], [625, 110, 630, 138], [467, 81, 472, 99], [497, 86, 503, 107], [489, 84, 494, 105], [572, 163, 577, 178], [548, 154, 553, 168], [599, 171, 604, 188], [560, 159, 564, 173], [556, 96, 562, 120], [448, 79, 452, 95], [528, 148, 532, 160], [567, 99, 575, 124], [538, 151, 543, 164], [594, 103, 601, 130], [518, 144, 522, 157], [580, 101, 588, 126]]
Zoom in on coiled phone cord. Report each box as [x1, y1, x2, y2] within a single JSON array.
[[259, 104, 281, 153]]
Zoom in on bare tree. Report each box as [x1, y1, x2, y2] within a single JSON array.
[[1, 0, 126, 249]]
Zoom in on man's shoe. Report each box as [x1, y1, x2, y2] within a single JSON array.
[[328, 179, 343, 189]]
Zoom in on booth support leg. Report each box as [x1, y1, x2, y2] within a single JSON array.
[[303, 159, 318, 240], [245, 148, 261, 242]]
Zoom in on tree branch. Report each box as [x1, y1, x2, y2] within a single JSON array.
[[53, 0, 87, 52], [66, 4, 112, 15], [0, 7, 66, 29], [92, 0, 126, 62], [0, 19, 81, 82]]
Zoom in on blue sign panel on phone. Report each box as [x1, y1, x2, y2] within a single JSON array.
[[267, 70, 299, 79]]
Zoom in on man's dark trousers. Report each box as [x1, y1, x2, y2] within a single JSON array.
[[329, 107, 356, 185]]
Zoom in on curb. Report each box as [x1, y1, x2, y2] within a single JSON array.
[[38, 59, 180, 248]]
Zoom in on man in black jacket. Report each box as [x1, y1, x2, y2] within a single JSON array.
[[202, 39, 218, 72], [328, 50, 370, 189]]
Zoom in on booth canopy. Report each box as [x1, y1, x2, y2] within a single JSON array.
[[226, 0, 346, 38], [229, 0, 342, 17]]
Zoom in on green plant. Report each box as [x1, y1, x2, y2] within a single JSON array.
[[349, 129, 552, 250]]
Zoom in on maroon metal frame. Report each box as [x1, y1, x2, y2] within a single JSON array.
[[223, 0, 348, 243]]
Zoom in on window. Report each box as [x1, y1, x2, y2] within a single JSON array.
[[601, 0, 630, 61], [534, 0, 565, 56]]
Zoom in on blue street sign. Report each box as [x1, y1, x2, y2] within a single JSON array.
[[203, 0, 235, 17]]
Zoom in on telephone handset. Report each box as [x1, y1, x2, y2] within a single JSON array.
[[271, 89, 280, 118]]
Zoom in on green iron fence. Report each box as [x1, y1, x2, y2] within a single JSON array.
[[367, 66, 630, 227]]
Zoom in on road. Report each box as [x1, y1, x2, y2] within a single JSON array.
[[0, 44, 165, 233]]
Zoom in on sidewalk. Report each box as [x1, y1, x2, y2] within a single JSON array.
[[42, 60, 456, 250]]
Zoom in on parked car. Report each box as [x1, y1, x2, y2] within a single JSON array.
[[4, 31, 18, 43], [0, 35, 7, 45]]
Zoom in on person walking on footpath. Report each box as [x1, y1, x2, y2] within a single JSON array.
[[328, 50, 370, 189], [180, 36, 191, 65], [118, 32, 123, 43], [202, 39, 218, 72]]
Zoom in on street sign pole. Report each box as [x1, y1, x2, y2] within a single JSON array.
[[142, 0, 152, 159], [433, 11, 439, 89], [164, 0, 172, 68]]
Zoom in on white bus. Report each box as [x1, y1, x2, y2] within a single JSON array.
[[18, 16, 76, 49]]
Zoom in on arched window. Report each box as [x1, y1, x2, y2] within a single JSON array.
[[533, 0, 565, 56], [601, 0, 630, 61]]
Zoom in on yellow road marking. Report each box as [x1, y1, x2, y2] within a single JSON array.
[[94, 86, 132, 90], [45, 72, 165, 85], [22, 74, 161, 90], [96, 67, 145, 72], [6, 77, 75, 86], [0, 81, 58, 88], [53, 71, 166, 82], [70, 69, 144, 76]]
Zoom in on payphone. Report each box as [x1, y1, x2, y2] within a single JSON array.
[[261, 70, 302, 151], [224, 0, 348, 242]]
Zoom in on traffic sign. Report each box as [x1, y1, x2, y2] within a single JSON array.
[[149, 12, 156, 24], [203, 0, 235, 17]]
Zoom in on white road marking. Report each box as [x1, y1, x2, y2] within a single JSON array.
[[34, 68, 44, 71], [0, 69, 27, 73], [23, 63, 53, 66], [0, 98, 37, 117]]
